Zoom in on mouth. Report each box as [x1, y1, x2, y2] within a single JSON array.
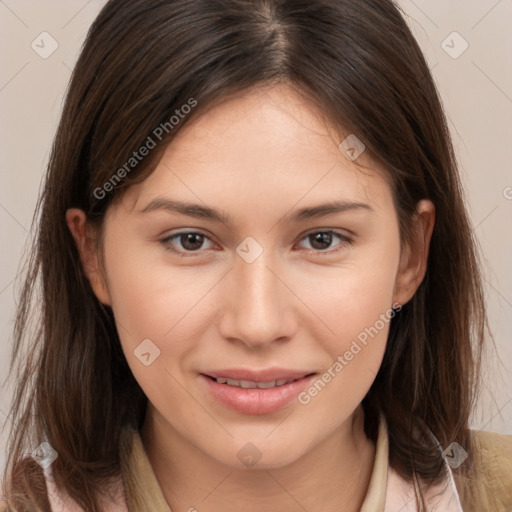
[[207, 376, 306, 389], [200, 369, 317, 415]]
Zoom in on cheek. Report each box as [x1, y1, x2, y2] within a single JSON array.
[[296, 276, 396, 423], [302, 237, 400, 346], [103, 232, 210, 337], [103, 257, 205, 411], [296, 236, 400, 405], [101, 237, 208, 385]]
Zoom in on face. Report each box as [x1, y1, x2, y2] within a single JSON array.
[[72, 84, 431, 469]]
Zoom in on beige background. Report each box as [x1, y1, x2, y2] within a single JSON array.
[[1, 0, 511, 474]]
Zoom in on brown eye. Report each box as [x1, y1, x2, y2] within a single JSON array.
[[298, 230, 352, 254], [309, 232, 334, 250], [178, 233, 205, 251], [161, 231, 214, 256]]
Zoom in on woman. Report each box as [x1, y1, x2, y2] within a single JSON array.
[[1, 0, 511, 510]]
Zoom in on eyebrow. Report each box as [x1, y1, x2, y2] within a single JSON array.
[[138, 197, 374, 225]]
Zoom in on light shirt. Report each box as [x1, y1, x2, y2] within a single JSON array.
[[43, 412, 463, 511]]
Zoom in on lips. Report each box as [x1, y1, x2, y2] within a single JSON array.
[[204, 368, 313, 382], [201, 368, 316, 415], [211, 377, 300, 389]]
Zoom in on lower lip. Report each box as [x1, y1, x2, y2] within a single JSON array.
[[201, 374, 315, 415]]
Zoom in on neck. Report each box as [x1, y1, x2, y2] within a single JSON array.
[[140, 404, 375, 512]]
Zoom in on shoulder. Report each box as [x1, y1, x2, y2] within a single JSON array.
[[0, 456, 52, 511], [473, 427, 512, 456], [472, 428, 512, 487], [455, 429, 512, 512], [1, 460, 127, 512]]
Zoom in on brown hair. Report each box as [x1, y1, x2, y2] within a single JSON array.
[[1, 0, 492, 510]]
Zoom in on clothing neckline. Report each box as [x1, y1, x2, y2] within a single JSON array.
[[119, 410, 462, 511], [44, 410, 463, 511]]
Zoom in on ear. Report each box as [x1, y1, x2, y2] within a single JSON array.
[[393, 199, 435, 306], [65, 208, 112, 306]]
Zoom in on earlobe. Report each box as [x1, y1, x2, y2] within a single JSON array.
[[65, 208, 112, 306], [393, 200, 435, 306]]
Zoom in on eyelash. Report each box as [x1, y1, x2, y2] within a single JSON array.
[[160, 230, 352, 258]]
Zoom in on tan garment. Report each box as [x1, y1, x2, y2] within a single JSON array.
[[2, 413, 511, 511]]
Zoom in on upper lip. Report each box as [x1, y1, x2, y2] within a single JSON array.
[[202, 368, 315, 382]]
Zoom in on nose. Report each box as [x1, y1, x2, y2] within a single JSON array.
[[218, 250, 297, 349]]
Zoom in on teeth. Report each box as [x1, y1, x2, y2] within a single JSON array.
[[214, 377, 298, 388], [256, 381, 276, 389], [240, 380, 257, 389]]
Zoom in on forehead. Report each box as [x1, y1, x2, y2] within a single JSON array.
[[161, 84, 358, 165], [118, 84, 393, 218]]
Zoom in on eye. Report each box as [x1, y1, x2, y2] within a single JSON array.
[[160, 229, 352, 257], [161, 231, 215, 256], [296, 230, 352, 255]]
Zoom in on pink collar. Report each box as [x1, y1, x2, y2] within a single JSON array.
[[361, 412, 463, 511], [385, 462, 463, 511]]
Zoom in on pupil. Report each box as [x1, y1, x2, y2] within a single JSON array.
[[182, 233, 203, 250], [311, 232, 331, 250]]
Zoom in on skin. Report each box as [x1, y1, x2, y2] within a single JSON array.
[[67, 83, 435, 512]]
